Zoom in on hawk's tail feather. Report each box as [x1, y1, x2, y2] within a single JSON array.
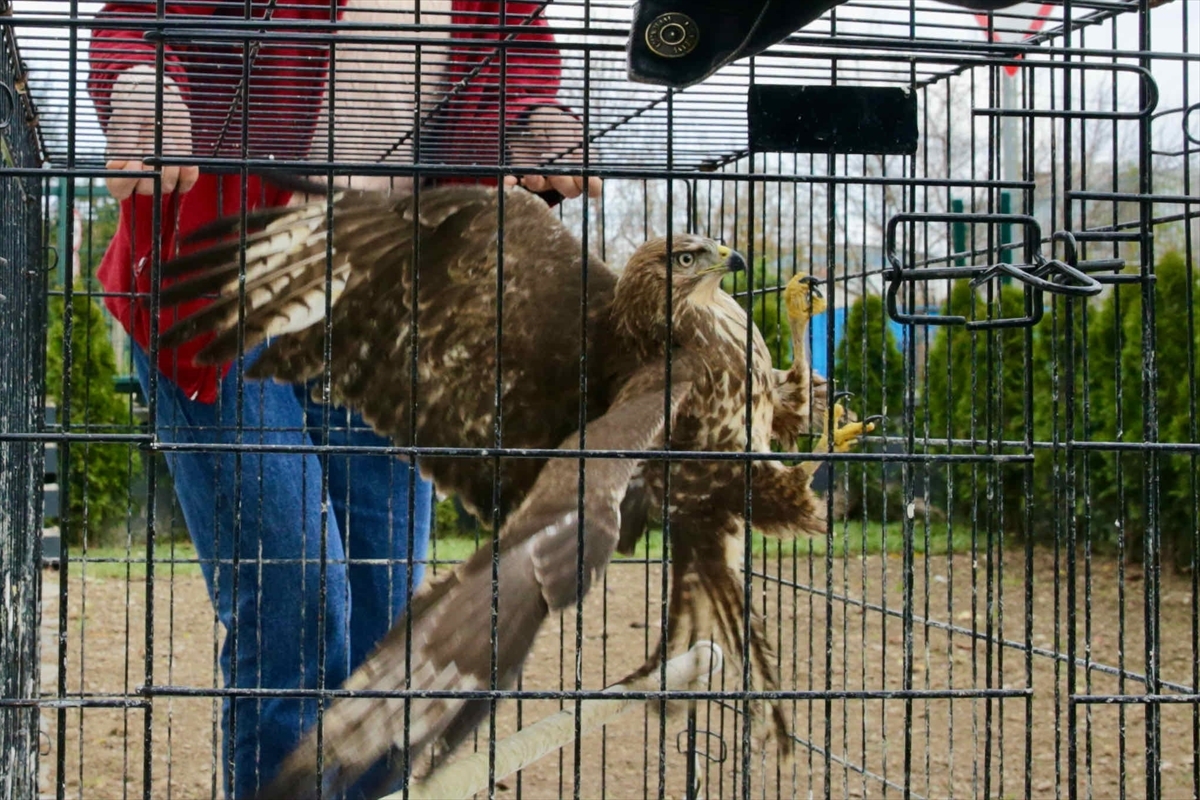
[[256, 541, 551, 800], [257, 169, 342, 198], [196, 229, 415, 368], [191, 262, 352, 365], [161, 257, 342, 358], [176, 187, 381, 251], [164, 192, 390, 288], [627, 539, 793, 760], [160, 248, 333, 348], [696, 560, 793, 759], [158, 257, 249, 306], [259, 368, 693, 800]]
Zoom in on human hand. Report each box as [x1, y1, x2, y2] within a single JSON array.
[[505, 105, 602, 200], [104, 65, 199, 200]]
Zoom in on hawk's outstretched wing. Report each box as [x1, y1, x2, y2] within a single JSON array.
[[258, 362, 695, 800], [160, 185, 622, 521]]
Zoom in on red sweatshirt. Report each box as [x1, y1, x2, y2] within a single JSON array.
[[88, 1, 563, 403]]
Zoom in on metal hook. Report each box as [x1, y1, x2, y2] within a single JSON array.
[[1037, 231, 1104, 297], [43, 245, 59, 275], [676, 727, 728, 764], [958, 265, 1046, 330], [963, 234, 1101, 304], [0, 81, 16, 131], [1185, 101, 1200, 147], [968, 260, 1028, 290]]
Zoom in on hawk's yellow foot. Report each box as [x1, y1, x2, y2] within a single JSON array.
[[797, 396, 880, 487], [831, 407, 877, 452], [825, 392, 882, 453]]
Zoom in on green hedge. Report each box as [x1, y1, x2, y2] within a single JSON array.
[[923, 252, 1198, 569], [924, 278, 1031, 535], [45, 288, 142, 546], [1072, 251, 1198, 567], [833, 293, 905, 518]]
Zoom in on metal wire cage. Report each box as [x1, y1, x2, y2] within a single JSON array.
[[3, 1, 1200, 798], [0, 10, 47, 799]]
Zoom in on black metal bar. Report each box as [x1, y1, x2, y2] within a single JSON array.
[[0, 15, 46, 799], [139, 684, 1034, 702], [1072, 695, 1200, 706], [31, 428, 1200, 455]]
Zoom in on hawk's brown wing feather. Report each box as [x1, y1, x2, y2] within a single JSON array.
[[159, 185, 622, 522], [257, 363, 696, 800], [160, 188, 486, 368]]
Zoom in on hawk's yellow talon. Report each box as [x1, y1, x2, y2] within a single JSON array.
[[831, 416, 877, 452], [831, 401, 847, 428]]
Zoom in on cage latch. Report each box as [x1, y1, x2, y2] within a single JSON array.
[[886, 214, 1107, 330], [970, 235, 1103, 299], [1048, 230, 1133, 287]]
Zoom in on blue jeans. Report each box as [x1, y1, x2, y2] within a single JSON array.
[[133, 345, 433, 799]]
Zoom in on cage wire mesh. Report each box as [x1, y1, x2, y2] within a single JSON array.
[[0, 9, 47, 799], [3, 0, 1200, 798]]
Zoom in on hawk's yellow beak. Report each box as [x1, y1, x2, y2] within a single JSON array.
[[716, 245, 747, 274]]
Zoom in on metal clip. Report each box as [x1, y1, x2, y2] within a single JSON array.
[[0, 82, 15, 131], [885, 212, 1045, 329], [676, 727, 728, 764], [1035, 231, 1104, 297], [1032, 229, 1135, 285], [1185, 101, 1200, 147], [968, 251, 1100, 300], [885, 214, 1108, 330]]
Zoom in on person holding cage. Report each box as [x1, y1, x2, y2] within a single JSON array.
[[87, 3, 600, 798]]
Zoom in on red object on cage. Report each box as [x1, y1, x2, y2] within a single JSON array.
[[973, 2, 1053, 76]]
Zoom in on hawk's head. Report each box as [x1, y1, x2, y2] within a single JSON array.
[[623, 234, 746, 294]]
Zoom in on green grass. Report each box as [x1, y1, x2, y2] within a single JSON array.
[[53, 540, 204, 580], [57, 521, 977, 581], [432, 521, 977, 565], [428, 534, 488, 564], [623, 522, 976, 560]]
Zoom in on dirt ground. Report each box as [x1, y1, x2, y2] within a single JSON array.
[[37, 547, 1200, 799]]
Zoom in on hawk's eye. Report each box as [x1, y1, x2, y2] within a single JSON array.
[[675, 252, 695, 268]]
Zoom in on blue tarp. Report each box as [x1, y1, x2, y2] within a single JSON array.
[[806, 309, 910, 375]]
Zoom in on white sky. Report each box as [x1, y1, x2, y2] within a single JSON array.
[[10, 0, 1198, 162]]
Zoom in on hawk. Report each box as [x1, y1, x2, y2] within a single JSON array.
[[159, 184, 875, 799]]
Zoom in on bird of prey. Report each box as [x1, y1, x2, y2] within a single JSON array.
[[158, 184, 876, 799]]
